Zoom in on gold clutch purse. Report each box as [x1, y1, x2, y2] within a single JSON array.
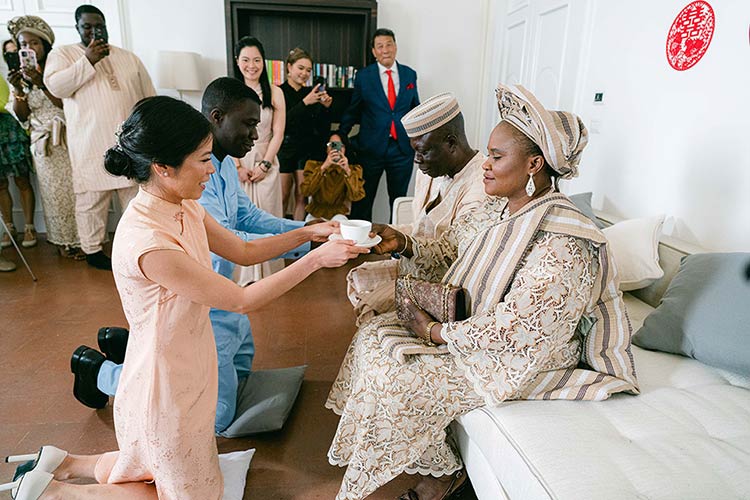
[[395, 274, 467, 323]]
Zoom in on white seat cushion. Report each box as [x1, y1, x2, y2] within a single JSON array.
[[455, 295, 750, 500]]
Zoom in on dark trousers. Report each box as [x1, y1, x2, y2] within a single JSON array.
[[351, 140, 414, 222]]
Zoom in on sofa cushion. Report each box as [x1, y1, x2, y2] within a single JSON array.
[[455, 341, 750, 500], [602, 215, 665, 291], [633, 252, 750, 377], [568, 192, 605, 229]]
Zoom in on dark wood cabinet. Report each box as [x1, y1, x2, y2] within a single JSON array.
[[225, 0, 377, 121], [224, 0, 377, 75]]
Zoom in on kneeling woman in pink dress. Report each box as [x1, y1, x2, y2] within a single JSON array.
[[1, 96, 368, 500]]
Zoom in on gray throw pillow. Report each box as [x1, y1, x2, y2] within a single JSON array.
[[632, 253, 750, 376], [218, 365, 306, 438], [569, 192, 606, 228]]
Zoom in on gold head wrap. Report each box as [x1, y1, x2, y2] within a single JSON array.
[[496, 83, 587, 179], [7, 16, 55, 46]]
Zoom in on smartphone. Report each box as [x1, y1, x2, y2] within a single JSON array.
[[19, 48, 37, 70], [328, 140, 343, 163], [3, 51, 20, 72], [313, 76, 326, 92], [93, 25, 108, 42]]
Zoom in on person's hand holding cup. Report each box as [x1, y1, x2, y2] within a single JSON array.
[[339, 219, 372, 246]]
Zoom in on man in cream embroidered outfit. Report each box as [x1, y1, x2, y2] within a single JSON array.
[[346, 92, 488, 324], [44, 4, 155, 269]]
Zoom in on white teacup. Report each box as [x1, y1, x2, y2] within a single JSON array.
[[339, 219, 372, 244]]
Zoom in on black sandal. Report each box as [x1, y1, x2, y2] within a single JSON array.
[[441, 469, 468, 500]]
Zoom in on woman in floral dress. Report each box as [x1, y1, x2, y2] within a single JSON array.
[[8, 16, 81, 258]]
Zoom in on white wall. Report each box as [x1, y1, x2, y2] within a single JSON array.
[[370, 0, 492, 221], [124, 0, 492, 143], [124, 0, 226, 110], [570, 0, 750, 251], [124, 0, 492, 223], [9, 1, 746, 248]]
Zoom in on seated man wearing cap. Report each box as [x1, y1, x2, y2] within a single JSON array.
[[346, 92, 487, 325]]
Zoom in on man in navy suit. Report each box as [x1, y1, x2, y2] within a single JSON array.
[[339, 28, 420, 222]]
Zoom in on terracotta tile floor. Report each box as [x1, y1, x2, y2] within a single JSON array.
[[0, 237, 478, 499]]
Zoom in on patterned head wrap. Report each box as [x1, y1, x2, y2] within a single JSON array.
[[496, 83, 588, 179], [7, 16, 55, 46]]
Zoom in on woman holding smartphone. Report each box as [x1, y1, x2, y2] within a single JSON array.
[[278, 47, 333, 220], [0, 38, 37, 249], [232, 36, 286, 283], [6, 16, 82, 258], [300, 131, 364, 220]]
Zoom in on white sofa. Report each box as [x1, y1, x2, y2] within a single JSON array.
[[392, 199, 750, 499]]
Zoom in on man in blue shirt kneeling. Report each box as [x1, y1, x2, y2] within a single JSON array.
[[70, 77, 317, 432]]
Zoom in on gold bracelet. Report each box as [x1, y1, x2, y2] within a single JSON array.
[[13, 93, 27, 101], [422, 321, 439, 346], [398, 235, 408, 254]]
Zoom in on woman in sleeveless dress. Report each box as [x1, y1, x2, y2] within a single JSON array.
[[233, 36, 286, 284]]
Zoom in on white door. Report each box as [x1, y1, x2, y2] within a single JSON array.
[[1, 0, 27, 76], [481, 0, 592, 140], [2, 0, 124, 75]]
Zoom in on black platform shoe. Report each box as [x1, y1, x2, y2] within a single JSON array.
[[70, 346, 108, 409], [97, 327, 129, 365], [85, 251, 111, 270]]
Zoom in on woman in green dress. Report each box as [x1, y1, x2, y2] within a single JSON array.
[[1, 39, 36, 249]]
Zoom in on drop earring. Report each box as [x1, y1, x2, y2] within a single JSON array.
[[525, 174, 536, 197]]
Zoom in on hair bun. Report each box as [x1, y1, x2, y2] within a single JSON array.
[[104, 146, 140, 180]]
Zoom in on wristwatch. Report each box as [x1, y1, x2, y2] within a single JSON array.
[[258, 160, 272, 172]]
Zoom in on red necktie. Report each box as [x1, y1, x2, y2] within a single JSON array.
[[386, 69, 397, 139]]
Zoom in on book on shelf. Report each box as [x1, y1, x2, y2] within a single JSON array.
[[265, 60, 357, 89]]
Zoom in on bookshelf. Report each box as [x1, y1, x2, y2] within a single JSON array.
[[224, 0, 378, 121]]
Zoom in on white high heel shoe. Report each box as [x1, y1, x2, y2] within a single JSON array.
[[6, 446, 67, 475], [0, 469, 53, 499]]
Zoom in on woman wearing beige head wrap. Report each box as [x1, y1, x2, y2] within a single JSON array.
[[326, 84, 637, 500], [7, 15, 82, 258], [495, 82, 588, 182]]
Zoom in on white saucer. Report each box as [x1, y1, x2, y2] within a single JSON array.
[[328, 233, 382, 248]]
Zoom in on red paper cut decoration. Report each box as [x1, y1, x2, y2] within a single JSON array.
[[666, 1, 715, 71]]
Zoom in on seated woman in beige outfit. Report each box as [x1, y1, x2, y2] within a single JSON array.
[[325, 84, 639, 500], [0, 97, 368, 500]]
